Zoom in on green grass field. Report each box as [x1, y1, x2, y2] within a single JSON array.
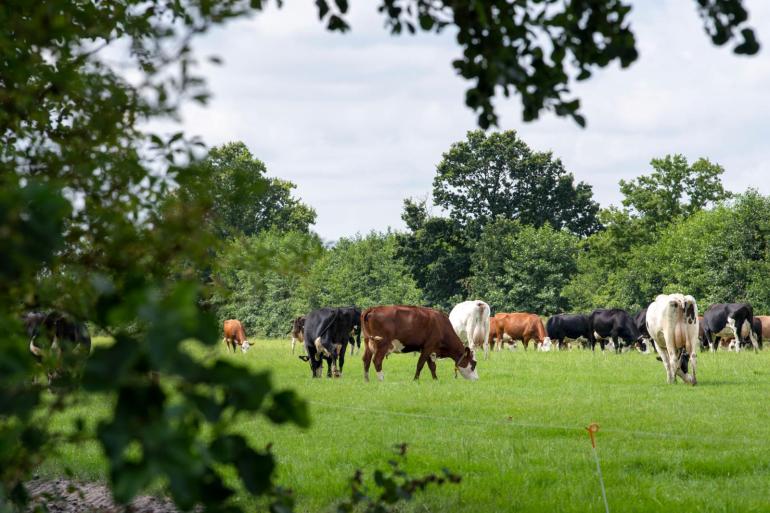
[[39, 338, 770, 512]]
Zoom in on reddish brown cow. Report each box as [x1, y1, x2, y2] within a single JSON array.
[[223, 319, 251, 353], [492, 312, 547, 351], [361, 305, 478, 382], [756, 316, 770, 342], [488, 316, 499, 350]]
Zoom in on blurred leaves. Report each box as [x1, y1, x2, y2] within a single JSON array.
[[336, 444, 461, 513]]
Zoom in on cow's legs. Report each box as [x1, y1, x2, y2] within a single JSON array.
[[746, 320, 760, 352], [291, 337, 296, 354], [704, 329, 717, 352], [688, 352, 698, 385], [427, 354, 438, 380], [372, 344, 387, 381], [337, 344, 346, 377], [653, 337, 674, 384], [363, 341, 373, 382], [414, 351, 429, 380]]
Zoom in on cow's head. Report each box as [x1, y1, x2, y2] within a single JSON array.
[[241, 340, 251, 353], [456, 347, 479, 381]]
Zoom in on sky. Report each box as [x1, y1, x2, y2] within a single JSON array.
[[178, 0, 770, 241]]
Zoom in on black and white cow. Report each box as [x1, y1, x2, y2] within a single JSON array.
[[24, 311, 91, 385], [299, 306, 361, 377], [544, 314, 591, 350], [702, 303, 759, 352], [588, 308, 642, 352]]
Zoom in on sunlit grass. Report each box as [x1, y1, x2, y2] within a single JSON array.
[[38, 338, 770, 512]]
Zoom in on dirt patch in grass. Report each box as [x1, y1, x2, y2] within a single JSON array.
[[26, 479, 181, 513]]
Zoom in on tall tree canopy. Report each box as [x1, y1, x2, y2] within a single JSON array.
[[618, 154, 731, 231], [396, 200, 472, 309], [468, 220, 579, 314], [191, 142, 316, 238], [433, 130, 600, 236]]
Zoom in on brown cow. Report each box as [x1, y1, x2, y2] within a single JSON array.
[[361, 305, 478, 382], [288, 316, 305, 354], [489, 316, 499, 350], [491, 312, 547, 351], [223, 319, 251, 353], [756, 315, 770, 345]]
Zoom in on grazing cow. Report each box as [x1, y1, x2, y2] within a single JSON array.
[[588, 309, 642, 352], [299, 307, 361, 378], [702, 303, 759, 352], [223, 319, 251, 353], [449, 300, 491, 359], [288, 316, 305, 354], [491, 312, 547, 351], [361, 305, 478, 382], [646, 294, 698, 385], [545, 314, 591, 351], [25, 311, 91, 385]]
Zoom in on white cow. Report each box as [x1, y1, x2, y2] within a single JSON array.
[[449, 300, 491, 360], [646, 293, 699, 385]]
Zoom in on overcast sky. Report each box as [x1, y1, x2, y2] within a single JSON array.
[[179, 0, 770, 241]]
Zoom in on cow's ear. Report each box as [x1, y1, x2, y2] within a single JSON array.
[[298, 355, 309, 362]]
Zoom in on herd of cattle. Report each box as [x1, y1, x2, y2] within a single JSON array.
[[19, 295, 768, 387], [224, 295, 769, 385]]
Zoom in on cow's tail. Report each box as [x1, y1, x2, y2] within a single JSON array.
[[587, 313, 596, 346], [361, 308, 374, 350], [315, 310, 339, 339]]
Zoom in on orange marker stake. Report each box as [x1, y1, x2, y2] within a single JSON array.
[[586, 423, 609, 513]]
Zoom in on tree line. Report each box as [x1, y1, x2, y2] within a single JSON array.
[[206, 133, 770, 338]]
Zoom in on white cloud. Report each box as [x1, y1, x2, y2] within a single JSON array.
[[178, 0, 770, 240]]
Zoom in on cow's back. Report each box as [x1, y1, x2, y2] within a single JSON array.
[[224, 319, 245, 341], [363, 305, 456, 351]]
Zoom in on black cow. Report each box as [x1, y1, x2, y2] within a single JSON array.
[[588, 308, 642, 352], [24, 311, 91, 385], [702, 303, 758, 352], [298, 306, 361, 378], [545, 314, 591, 350]]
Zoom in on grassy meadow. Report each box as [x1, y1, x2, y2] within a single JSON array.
[[39, 338, 770, 513]]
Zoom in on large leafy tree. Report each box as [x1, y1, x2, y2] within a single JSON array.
[[396, 199, 473, 309], [1, 2, 314, 511], [191, 142, 316, 238], [305, 232, 424, 310], [213, 230, 323, 337], [618, 154, 731, 231], [564, 192, 770, 313], [433, 130, 600, 236], [468, 220, 580, 314]]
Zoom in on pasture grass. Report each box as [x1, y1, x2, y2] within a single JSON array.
[[37, 338, 770, 512]]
